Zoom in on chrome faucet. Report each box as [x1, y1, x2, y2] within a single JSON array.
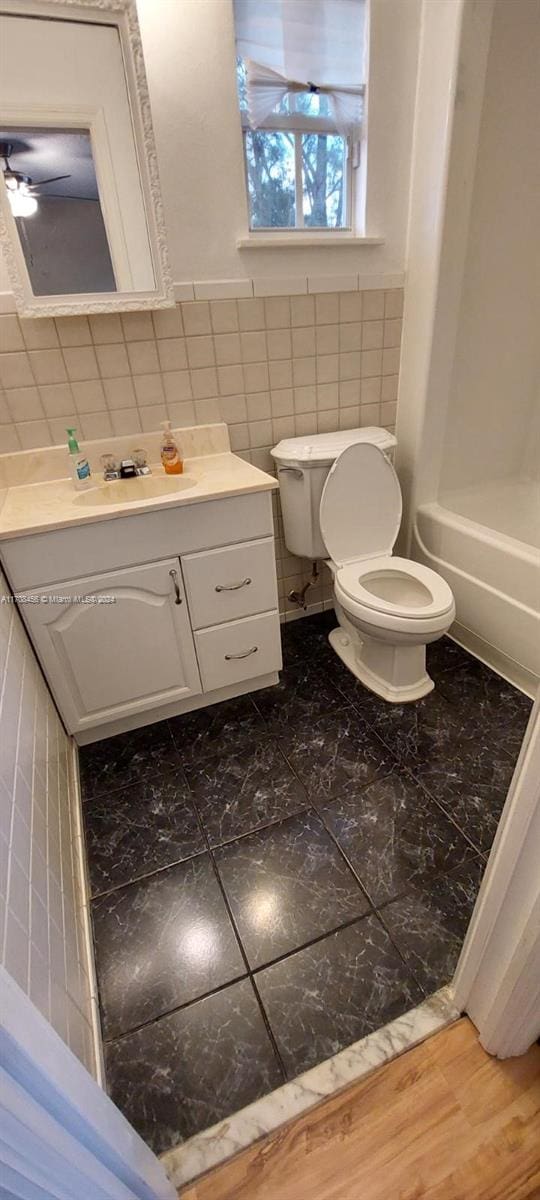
[[101, 449, 152, 481]]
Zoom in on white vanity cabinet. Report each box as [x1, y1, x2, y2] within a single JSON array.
[[1, 490, 282, 742]]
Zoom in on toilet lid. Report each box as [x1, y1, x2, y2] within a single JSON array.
[[320, 441, 402, 565]]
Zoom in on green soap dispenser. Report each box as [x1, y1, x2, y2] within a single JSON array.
[[66, 428, 92, 490]]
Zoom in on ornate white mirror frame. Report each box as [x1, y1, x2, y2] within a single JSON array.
[[0, 0, 174, 316]]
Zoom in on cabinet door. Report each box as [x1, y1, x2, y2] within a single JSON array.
[[22, 559, 201, 733]]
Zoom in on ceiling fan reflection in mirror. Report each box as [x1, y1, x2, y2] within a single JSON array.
[[0, 141, 71, 217]]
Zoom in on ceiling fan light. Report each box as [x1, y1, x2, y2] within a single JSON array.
[[7, 181, 38, 218]]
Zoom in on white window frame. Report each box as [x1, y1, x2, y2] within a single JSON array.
[[240, 104, 356, 234]]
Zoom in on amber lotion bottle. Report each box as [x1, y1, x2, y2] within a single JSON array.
[[160, 421, 183, 474]]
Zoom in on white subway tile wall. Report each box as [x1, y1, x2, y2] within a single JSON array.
[[0, 569, 96, 1075], [0, 289, 402, 615]]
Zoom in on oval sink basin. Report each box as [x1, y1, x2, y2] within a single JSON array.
[[73, 473, 196, 507]]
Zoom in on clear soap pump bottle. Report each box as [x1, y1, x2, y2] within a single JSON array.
[[160, 421, 183, 474]]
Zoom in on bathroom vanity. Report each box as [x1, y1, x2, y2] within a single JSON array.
[[0, 425, 281, 743]]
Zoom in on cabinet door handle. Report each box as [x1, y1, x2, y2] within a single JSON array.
[[169, 568, 182, 605], [224, 645, 258, 660], [215, 577, 252, 592]]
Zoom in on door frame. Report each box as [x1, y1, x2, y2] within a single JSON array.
[[0, 967, 176, 1200], [452, 692, 540, 1056]]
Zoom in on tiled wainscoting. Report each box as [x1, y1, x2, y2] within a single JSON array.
[[0, 567, 97, 1075], [0, 287, 403, 615]]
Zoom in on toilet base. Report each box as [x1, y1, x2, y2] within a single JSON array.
[[328, 625, 435, 704]]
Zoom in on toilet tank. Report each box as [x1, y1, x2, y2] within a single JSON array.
[[271, 427, 397, 560]]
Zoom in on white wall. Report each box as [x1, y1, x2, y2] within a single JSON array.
[[0, 0, 421, 295], [440, 0, 540, 493], [0, 567, 97, 1076], [135, 0, 421, 284]]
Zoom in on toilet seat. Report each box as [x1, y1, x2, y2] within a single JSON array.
[[337, 556, 454, 620]]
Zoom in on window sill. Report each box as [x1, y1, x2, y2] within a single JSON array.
[[237, 235, 384, 249]]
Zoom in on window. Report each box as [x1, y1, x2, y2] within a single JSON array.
[[237, 59, 353, 231], [233, 0, 366, 235]]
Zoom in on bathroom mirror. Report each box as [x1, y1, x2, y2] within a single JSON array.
[[0, 0, 174, 316]]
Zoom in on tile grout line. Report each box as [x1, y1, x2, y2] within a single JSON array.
[[371, 850, 486, 918], [102, 969, 251, 1046], [249, 910, 375, 978], [344, 678, 499, 860], [374, 902, 431, 1000], [183, 765, 290, 1086], [374, 852, 487, 1001], [83, 624, 505, 1110], [102, 909, 383, 1049], [84, 722, 189, 1060], [269, 652, 489, 998], [272, 741, 436, 998], [89, 841, 209, 902], [92, 714, 403, 1065], [275, 737, 384, 908], [410, 768, 489, 858], [86, 705, 328, 896], [88, 652, 482, 1024], [79, 720, 184, 806]]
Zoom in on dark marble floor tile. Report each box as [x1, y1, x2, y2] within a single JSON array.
[[279, 609, 337, 667], [415, 740, 515, 853], [381, 858, 485, 995], [93, 854, 245, 1039], [366, 690, 467, 771], [319, 771, 476, 908], [436, 660, 532, 760], [256, 914, 423, 1079], [83, 771, 205, 897], [215, 811, 370, 969], [79, 720, 178, 801], [185, 739, 308, 847], [105, 978, 283, 1154], [426, 636, 475, 679], [252, 660, 351, 733], [169, 695, 270, 765], [323, 655, 391, 720], [277, 708, 396, 801]]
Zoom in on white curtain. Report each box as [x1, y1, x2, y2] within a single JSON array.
[[234, 0, 366, 139]]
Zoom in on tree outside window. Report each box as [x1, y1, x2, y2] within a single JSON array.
[[237, 59, 351, 231]]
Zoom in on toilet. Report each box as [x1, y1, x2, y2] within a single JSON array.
[[272, 428, 455, 702]]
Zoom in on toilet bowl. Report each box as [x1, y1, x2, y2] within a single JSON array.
[[320, 442, 455, 702]]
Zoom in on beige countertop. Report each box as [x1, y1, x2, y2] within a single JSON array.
[[0, 437, 277, 541]]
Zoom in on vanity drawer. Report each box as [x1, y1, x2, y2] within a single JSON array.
[[195, 610, 282, 691], [183, 538, 278, 629]]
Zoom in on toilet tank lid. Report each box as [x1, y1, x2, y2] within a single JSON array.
[[271, 427, 397, 468]]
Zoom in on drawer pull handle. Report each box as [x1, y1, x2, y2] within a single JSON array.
[[225, 645, 258, 661], [169, 568, 182, 605], [215, 577, 252, 593]]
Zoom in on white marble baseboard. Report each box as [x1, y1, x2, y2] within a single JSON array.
[[161, 986, 460, 1190]]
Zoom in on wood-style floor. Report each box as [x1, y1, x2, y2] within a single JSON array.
[[182, 1018, 540, 1200]]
